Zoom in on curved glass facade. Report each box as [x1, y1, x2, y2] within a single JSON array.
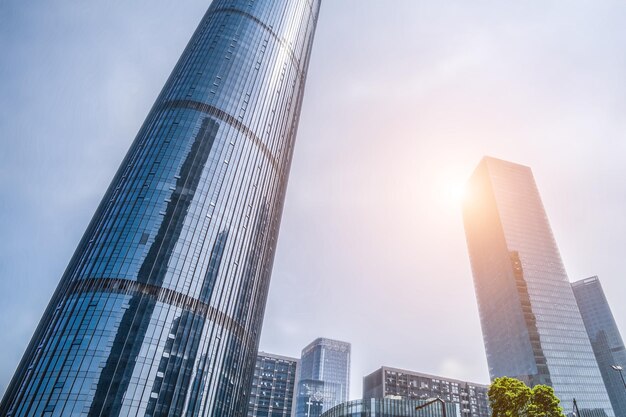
[[320, 399, 457, 417], [0, 1, 320, 416]]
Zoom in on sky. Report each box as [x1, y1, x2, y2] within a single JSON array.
[[1, 0, 626, 400]]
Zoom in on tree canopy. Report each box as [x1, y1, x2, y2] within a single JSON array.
[[488, 377, 565, 417]]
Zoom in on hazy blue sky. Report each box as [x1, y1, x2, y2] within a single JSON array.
[[1, 0, 626, 399]]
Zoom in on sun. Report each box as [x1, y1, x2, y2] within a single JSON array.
[[439, 180, 469, 207]]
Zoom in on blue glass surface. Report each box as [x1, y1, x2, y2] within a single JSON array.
[[296, 338, 351, 417], [573, 277, 626, 417], [0, 1, 321, 416]]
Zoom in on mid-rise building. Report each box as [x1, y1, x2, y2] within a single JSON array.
[[296, 338, 351, 417], [363, 366, 489, 417], [248, 352, 299, 417], [321, 398, 457, 417], [0, 1, 321, 416], [573, 277, 626, 417], [462, 157, 614, 417]]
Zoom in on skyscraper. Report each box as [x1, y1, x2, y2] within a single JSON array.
[[296, 338, 351, 417], [363, 366, 490, 417], [462, 157, 614, 417], [248, 352, 299, 417], [0, 1, 321, 416], [573, 276, 626, 417]]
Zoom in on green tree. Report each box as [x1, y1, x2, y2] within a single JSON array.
[[489, 377, 531, 417], [527, 385, 564, 417], [488, 377, 565, 417]]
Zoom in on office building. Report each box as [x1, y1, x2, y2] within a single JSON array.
[[363, 366, 489, 417], [296, 379, 326, 417], [573, 277, 626, 417], [320, 398, 457, 417], [462, 157, 614, 417], [0, 1, 321, 416], [248, 352, 299, 417], [296, 338, 351, 417]]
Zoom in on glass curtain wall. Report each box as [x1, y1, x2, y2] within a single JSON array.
[[0, 1, 321, 416], [573, 277, 626, 417], [462, 157, 614, 417]]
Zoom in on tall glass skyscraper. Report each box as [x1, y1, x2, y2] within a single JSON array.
[[572, 276, 626, 417], [296, 338, 350, 417], [0, 1, 320, 416], [462, 157, 614, 417]]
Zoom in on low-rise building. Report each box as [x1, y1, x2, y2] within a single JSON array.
[[363, 367, 489, 417], [321, 398, 457, 417]]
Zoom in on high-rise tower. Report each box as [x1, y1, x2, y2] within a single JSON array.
[[296, 338, 350, 417], [462, 157, 614, 417], [0, 1, 321, 416], [573, 276, 626, 417]]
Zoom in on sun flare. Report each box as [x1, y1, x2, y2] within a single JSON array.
[[439, 180, 469, 207]]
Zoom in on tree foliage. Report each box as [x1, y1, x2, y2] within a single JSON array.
[[488, 377, 565, 417], [489, 377, 531, 417], [527, 385, 565, 417]]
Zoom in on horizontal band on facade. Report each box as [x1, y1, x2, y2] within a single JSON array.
[[209, 7, 302, 73], [66, 277, 247, 342], [163, 99, 279, 170]]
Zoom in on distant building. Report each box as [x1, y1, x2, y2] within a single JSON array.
[[363, 366, 489, 417], [462, 157, 614, 417], [320, 398, 457, 417], [296, 338, 351, 417], [573, 277, 626, 417], [248, 352, 299, 417], [296, 379, 326, 417]]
